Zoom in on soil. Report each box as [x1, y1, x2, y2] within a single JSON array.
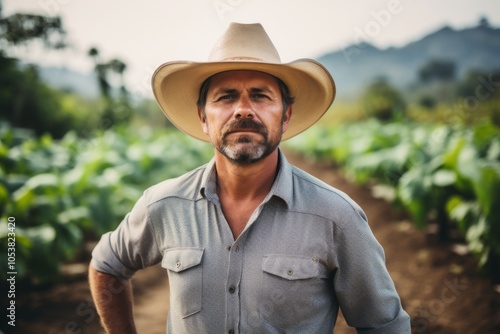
[[3, 150, 500, 334]]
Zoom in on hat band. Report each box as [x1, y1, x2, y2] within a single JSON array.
[[218, 56, 269, 62]]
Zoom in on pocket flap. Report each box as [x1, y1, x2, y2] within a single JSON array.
[[262, 254, 327, 280], [162, 248, 204, 273]]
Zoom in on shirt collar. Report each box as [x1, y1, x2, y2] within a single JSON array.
[[268, 148, 293, 208], [200, 157, 217, 202], [200, 148, 293, 208]]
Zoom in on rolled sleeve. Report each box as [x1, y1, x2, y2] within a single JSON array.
[[333, 212, 410, 333], [356, 311, 411, 334], [91, 193, 162, 280], [91, 232, 137, 280]]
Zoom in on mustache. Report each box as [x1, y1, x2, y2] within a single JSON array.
[[223, 119, 268, 135]]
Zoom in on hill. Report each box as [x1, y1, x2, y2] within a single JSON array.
[[318, 21, 500, 99], [35, 21, 500, 101], [38, 66, 99, 98]]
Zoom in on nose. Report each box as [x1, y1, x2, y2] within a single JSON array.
[[234, 95, 255, 119]]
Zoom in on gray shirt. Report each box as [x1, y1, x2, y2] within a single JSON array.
[[91, 149, 410, 333]]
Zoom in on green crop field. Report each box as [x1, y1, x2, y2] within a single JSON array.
[[286, 120, 500, 278], [0, 124, 213, 282]]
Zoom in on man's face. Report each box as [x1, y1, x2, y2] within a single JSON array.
[[198, 70, 292, 164]]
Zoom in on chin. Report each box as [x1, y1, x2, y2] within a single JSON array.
[[221, 144, 267, 164]]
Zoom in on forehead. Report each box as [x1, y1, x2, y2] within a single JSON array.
[[207, 70, 280, 91]]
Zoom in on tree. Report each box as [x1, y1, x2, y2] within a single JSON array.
[[418, 59, 456, 83], [479, 16, 490, 29], [88, 47, 99, 62], [0, 5, 81, 137], [362, 78, 406, 121], [87, 47, 131, 128], [0, 55, 92, 137], [108, 58, 128, 99], [0, 12, 66, 53]]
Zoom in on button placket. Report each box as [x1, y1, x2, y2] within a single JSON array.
[[225, 238, 245, 334]]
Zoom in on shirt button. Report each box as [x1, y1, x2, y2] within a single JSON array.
[[228, 286, 236, 294], [287, 269, 293, 276], [176, 262, 181, 268]]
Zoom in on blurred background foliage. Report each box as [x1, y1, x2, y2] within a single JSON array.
[[0, 2, 499, 284], [0, 4, 212, 283], [290, 46, 500, 281]]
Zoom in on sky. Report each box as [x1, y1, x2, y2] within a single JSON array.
[[3, 0, 500, 99]]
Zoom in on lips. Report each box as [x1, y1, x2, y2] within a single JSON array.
[[229, 128, 260, 134]]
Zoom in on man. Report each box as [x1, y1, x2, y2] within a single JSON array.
[[89, 23, 410, 333]]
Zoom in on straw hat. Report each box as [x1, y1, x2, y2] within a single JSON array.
[[152, 22, 335, 142]]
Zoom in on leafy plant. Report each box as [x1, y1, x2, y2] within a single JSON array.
[[0, 123, 212, 282], [286, 120, 500, 279]]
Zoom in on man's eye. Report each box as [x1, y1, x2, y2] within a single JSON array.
[[219, 94, 235, 101], [251, 93, 267, 99]]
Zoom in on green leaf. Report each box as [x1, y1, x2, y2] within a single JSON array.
[[432, 169, 457, 187], [398, 166, 433, 227], [446, 196, 480, 234], [25, 224, 56, 243], [486, 138, 500, 161], [472, 163, 500, 216], [58, 206, 92, 230], [443, 137, 466, 169], [0, 182, 9, 208], [12, 186, 35, 213], [24, 173, 59, 192], [54, 222, 83, 260], [466, 216, 485, 248]]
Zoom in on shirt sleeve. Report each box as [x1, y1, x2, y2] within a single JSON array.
[[91, 193, 162, 280], [333, 209, 411, 333]]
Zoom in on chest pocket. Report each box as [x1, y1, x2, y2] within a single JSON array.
[[261, 254, 330, 330], [162, 248, 204, 318]]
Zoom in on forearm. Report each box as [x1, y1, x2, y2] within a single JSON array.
[[89, 262, 137, 334]]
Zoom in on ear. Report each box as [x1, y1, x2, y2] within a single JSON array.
[[198, 108, 209, 135], [281, 106, 292, 133]]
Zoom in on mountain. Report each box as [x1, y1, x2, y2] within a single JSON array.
[[38, 66, 99, 98], [317, 22, 500, 99], [36, 21, 500, 100]]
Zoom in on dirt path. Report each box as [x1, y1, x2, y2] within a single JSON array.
[[8, 151, 500, 334], [286, 151, 500, 334]]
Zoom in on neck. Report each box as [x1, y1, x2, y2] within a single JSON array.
[[214, 149, 280, 201]]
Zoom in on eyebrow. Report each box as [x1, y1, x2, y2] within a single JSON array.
[[249, 86, 274, 94], [211, 88, 238, 96], [211, 86, 274, 96]]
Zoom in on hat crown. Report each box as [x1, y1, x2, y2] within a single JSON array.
[[152, 22, 335, 142], [208, 23, 281, 63]]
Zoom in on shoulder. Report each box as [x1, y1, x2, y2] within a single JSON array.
[[141, 164, 207, 206], [289, 165, 368, 227]]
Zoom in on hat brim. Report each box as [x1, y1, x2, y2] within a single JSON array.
[[151, 59, 335, 142]]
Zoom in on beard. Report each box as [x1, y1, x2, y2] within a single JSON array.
[[216, 118, 282, 164]]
